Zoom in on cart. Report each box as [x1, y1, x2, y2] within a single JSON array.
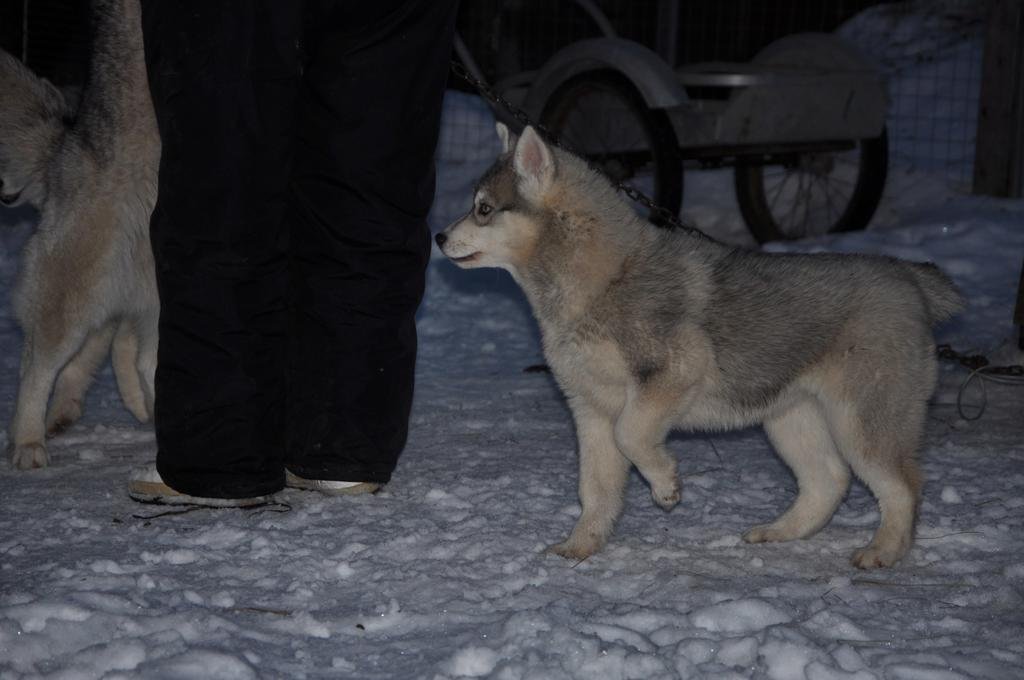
[[454, 1, 889, 243]]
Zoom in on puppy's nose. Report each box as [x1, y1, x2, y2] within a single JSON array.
[[434, 232, 447, 247]]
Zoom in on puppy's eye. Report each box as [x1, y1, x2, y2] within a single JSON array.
[[477, 202, 493, 217]]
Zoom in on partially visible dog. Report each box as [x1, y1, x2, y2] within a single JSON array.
[[2, 0, 159, 469], [437, 123, 963, 569]]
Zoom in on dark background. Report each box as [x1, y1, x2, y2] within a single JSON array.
[[0, 0, 880, 87], [0, 0, 89, 86]]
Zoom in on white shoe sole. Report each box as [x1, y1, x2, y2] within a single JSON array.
[[128, 466, 273, 507], [284, 469, 380, 496]]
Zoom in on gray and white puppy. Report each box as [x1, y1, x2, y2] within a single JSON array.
[[2, 0, 159, 469], [437, 124, 962, 569]]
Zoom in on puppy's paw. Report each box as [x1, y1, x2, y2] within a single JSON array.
[[851, 543, 905, 569], [743, 523, 797, 544], [651, 479, 680, 511], [11, 443, 49, 470], [46, 400, 82, 437], [46, 414, 78, 438], [546, 536, 601, 562]]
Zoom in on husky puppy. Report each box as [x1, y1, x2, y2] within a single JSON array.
[[2, 0, 159, 469], [437, 124, 962, 568]]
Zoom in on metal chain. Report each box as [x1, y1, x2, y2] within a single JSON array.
[[449, 60, 708, 239], [937, 344, 1024, 377], [936, 344, 1024, 421]]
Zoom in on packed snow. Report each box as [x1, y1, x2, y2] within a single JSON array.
[[2, 4, 1024, 679]]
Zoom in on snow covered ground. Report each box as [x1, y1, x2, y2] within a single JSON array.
[[3, 6, 1024, 680]]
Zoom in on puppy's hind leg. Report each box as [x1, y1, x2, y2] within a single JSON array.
[[744, 399, 850, 544], [826, 398, 923, 569], [549, 400, 631, 561], [46, 323, 116, 436], [112, 319, 149, 422]]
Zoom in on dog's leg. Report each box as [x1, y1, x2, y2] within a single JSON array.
[[46, 324, 116, 436], [112, 319, 149, 422], [11, 330, 86, 469], [613, 384, 680, 511], [548, 400, 630, 561], [825, 400, 923, 569], [135, 313, 158, 420], [847, 455, 921, 569], [744, 399, 850, 544]]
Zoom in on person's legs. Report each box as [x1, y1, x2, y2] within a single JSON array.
[[285, 0, 459, 484], [140, 1, 304, 498]]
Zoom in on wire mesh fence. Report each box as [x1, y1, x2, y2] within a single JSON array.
[[840, 0, 988, 187]]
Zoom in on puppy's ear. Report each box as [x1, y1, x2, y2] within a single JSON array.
[[513, 126, 554, 198], [495, 122, 516, 154]]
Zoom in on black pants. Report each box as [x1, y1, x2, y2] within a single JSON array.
[[141, 1, 457, 498]]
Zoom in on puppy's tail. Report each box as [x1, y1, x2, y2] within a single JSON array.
[[907, 262, 964, 325]]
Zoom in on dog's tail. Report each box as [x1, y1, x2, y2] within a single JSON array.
[[907, 261, 964, 325], [78, 0, 151, 138]]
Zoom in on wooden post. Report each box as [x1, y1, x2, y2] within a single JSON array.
[[21, 0, 26, 63], [1015, 258, 1024, 349], [0, 0, 26, 59], [656, 0, 680, 67], [973, 0, 1024, 198]]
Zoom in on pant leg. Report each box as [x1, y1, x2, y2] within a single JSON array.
[[285, 0, 459, 484], [141, 1, 304, 497]]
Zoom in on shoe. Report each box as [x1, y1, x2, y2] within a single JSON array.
[[284, 469, 380, 496], [128, 465, 273, 507]]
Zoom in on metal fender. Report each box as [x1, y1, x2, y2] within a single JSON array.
[[522, 37, 688, 118], [717, 31, 888, 143], [753, 32, 883, 73], [750, 31, 889, 133]]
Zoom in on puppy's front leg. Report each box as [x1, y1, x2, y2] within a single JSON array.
[[613, 383, 681, 510], [549, 401, 630, 561], [11, 331, 84, 469]]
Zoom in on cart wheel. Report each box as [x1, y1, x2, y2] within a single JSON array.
[[539, 70, 683, 225], [735, 130, 888, 243]]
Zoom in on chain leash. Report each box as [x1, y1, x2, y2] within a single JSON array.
[[449, 61, 709, 239], [936, 343, 1024, 421], [937, 344, 1024, 377]]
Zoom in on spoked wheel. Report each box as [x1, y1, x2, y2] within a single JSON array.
[[539, 70, 683, 225], [735, 129, 888, 243]]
